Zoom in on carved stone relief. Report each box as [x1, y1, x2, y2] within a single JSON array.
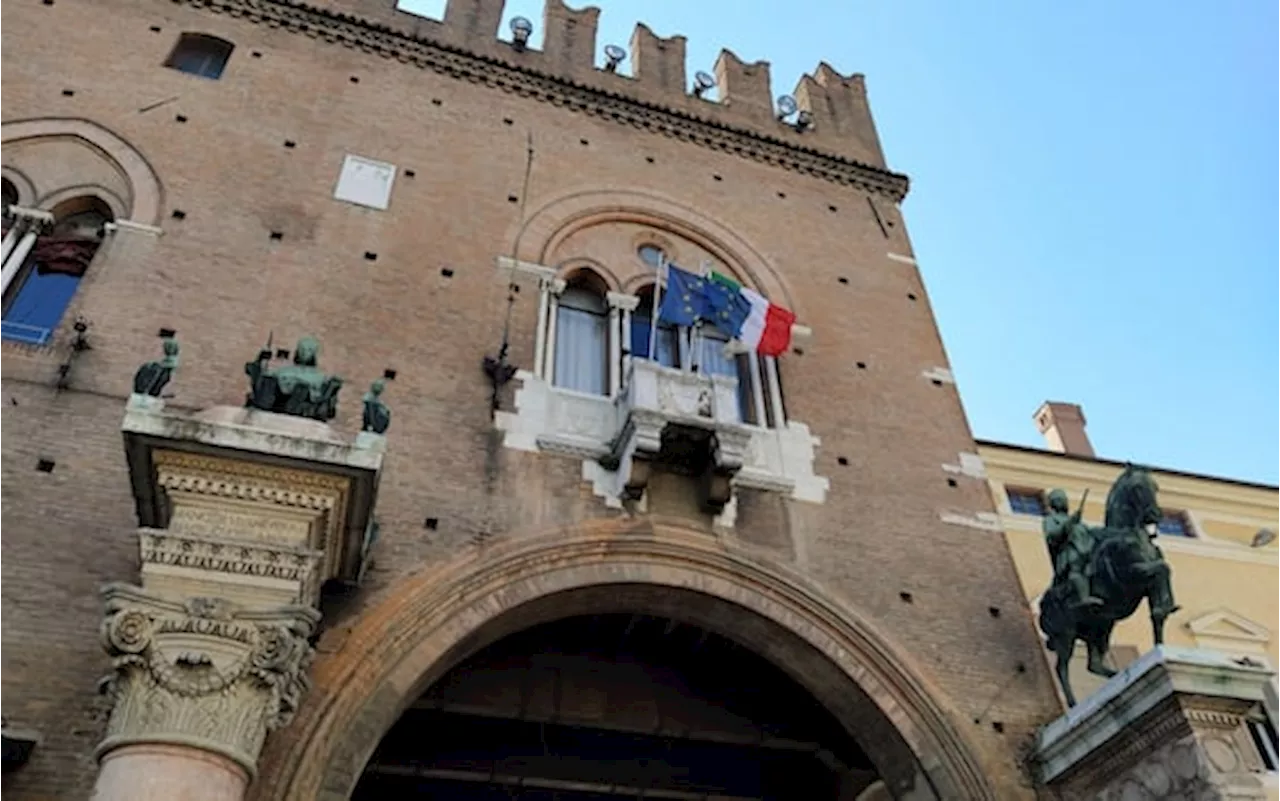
[[97, 583, 320, 779]]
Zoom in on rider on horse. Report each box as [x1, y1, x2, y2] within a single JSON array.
[[1043, 489, 1103, 610]]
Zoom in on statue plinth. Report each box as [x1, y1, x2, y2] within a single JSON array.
[[1034, 646, 1277, 800], [94, 402, 385, 798], [121, 404, 383, 604]]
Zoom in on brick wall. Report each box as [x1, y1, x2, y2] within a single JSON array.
[[1, 0, 1062, 797]]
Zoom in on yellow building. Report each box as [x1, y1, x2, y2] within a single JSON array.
[[980, 401, 1279, 705]]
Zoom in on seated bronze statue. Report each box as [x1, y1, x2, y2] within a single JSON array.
[[245, 336, 343, 422]]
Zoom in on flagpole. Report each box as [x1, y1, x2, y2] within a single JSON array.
[[649, 253, 665, 361]]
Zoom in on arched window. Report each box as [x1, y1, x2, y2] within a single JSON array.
[[164, 33, 235, 80], [552, 275, 610, 396], [1, 197, 111, 345]]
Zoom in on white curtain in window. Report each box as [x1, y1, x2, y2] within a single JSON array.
[[554, 289, 608, 396], [696, 330, 752, 423]]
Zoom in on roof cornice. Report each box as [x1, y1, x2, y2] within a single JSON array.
[[184, 0, 911, 200]]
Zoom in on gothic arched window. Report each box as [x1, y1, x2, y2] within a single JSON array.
[[1, 197, 111, 345], [552, 274, 610, 396]]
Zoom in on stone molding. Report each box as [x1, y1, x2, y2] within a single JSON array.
[[96, 583, 320, 779], [254, 524, 995, 801], [1053, 728, 1268, 801], [1035, 646, 1277, 799], [138, 528, 324, 606], [154, 449, 349, 512], [0, 117, 166, 225], [177, 0, 909, 198]]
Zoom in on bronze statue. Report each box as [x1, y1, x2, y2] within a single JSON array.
[[361, 379, 391, 434], [245, 335, 342, 422], [1043, 489, 1102, 610], [132, 337, 179, 397], [1039, 464, 1181, 706]]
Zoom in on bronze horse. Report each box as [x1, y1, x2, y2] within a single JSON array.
[[1038, 465, 1179, 706]]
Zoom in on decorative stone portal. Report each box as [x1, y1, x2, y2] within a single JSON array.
[[248, 531, 997, 801], [353, 613, 883, 799], [90, 394, 385, 801]]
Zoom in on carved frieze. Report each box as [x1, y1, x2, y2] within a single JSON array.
[[138, 528, 324, 606], [152, 449, 350, 585], [96, 583, 320, 778]]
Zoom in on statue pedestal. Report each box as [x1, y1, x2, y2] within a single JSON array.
[[91, 404, 385, 800], [1035, 646, 1277, 800]]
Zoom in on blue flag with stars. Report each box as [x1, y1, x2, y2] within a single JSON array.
[[658, 265, 710, 326], [703, 276, 753, 339]]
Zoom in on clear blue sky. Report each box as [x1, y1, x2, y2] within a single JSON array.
[[400, 0, 1279, 484]]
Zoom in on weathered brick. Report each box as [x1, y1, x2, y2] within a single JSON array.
[[1, 1, 1060, 798]]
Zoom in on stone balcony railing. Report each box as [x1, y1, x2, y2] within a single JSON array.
[[497, 359, 829, 515], [602, 359, 754, 513]]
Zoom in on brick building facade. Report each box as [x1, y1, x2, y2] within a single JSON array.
[[1, 1, 1067, 798]]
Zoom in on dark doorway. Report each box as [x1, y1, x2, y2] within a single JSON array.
[[353, 614, 879, 800]]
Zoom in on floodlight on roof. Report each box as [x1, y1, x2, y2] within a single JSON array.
[[509, 16, 533, 51], [692, 70, 717, 98], [775, 94, 797, 120], [603, 44, 627, 73]]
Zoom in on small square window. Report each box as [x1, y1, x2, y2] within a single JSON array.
[[1156, 511, 1194, 538], [165, 33, 234, 80], [1006, 488, 1046, 516]]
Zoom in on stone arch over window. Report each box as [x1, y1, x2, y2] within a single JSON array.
[[2, 195, 113, 344], [512, 188, 796, 316], [1, 118, 165, 226], [250, 523, 996, 801], [164, 32, 235, 80], [2, 168, 36, 211]]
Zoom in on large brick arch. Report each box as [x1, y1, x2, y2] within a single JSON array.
[[512, 187, 799, 313], [0, 117, 164, 225], [250, 520, 996, 801]]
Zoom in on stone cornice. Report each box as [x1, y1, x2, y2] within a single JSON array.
[[183, 0, 911, 199]]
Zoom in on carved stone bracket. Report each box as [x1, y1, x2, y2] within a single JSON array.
[[96, 583, 320, 779]]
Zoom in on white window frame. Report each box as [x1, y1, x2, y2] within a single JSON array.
[[0, 204, 56, 340], [534, 278, 786, 429]]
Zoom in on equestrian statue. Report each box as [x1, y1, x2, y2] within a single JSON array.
[[1038, 464, 1180, 706]]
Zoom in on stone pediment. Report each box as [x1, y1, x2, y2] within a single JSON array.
[[1184, 609, 1272, 653]]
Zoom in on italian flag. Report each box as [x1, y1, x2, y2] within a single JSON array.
[[708, 271, 797, 357]]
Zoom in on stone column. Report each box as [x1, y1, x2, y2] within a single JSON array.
[[0, 207, 52, 294], [1035, 646, 1277, 801], [92, 401, 384, 801], [92, 587, 319, 801], [605, 291, 639, 398], [540, 278, 567, 381]]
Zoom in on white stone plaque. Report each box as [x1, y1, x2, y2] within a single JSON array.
[[333, 154, 397, 210]]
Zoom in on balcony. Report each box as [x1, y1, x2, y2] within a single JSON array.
[[498, 359, 828, 515], [602, 360, 754, 513]]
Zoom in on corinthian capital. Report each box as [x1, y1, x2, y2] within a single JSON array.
[[96, 583, 320, 778]]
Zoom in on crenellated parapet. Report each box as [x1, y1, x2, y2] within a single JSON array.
[[182, 0, 907, 195]]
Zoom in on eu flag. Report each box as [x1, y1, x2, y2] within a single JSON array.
[[658, 265, 710, 326], [704, 276, 752, 339]]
